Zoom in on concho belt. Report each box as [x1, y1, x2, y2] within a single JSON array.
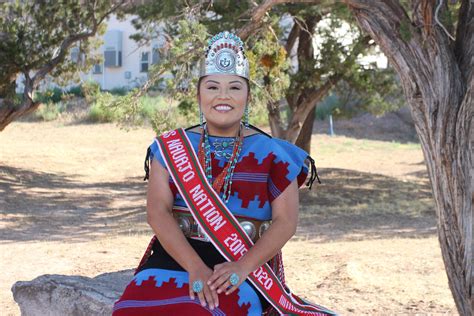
[[172, 207, 271, 243]]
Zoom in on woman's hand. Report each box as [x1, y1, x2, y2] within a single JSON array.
[[208, 261, 252, 295], [188, 264, 219, 310]]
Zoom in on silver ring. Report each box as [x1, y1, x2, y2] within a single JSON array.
[[192, 280, 204, 293], [229, 273, 240, 286]]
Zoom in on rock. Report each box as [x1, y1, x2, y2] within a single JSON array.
[[11, 269, 133, 316]]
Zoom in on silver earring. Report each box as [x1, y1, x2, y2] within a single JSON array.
[[244, 104, 249, 129]]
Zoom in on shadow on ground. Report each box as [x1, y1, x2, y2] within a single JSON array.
[[1, 165, 436, 244], [0, 165, 149, 243], [297, 168, 436, 242]]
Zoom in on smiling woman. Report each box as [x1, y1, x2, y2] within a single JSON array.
[[198, 74, 249, 137], [112, 31, 337, 316]]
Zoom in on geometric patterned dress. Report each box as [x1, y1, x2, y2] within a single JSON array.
[[113, 127, 313, 315]]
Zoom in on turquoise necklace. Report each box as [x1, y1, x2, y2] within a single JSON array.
[[200, 124, 243, 203]]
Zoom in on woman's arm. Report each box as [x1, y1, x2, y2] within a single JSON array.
[[239, 179, 298, 271], [208, 179, 299, 294], [146, 159, 219, 309]]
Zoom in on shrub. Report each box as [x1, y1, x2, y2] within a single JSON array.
[[249, 103, 268, 128], [35, 102, 64, 121], [139, 95, 168, 120], [88, 92, 120, 123], [66, 85, 84, 97], [82, 80, 101, 103], [35, 87, 63, 104], [316, 94, 339, 120], [109, 86, 129, 96]]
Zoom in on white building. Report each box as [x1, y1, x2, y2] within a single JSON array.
[[16, 15, 166, 93], [86, 15, 166, 90]]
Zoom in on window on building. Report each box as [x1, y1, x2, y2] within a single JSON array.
[[92, 64, 103, 74], [70, 47, 80, 63], [152, 47, 160, 65], [140, 52, 150, 73]]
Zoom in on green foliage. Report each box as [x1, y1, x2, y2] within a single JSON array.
[[66, 85, 84, 98], [316, 94, 340, 120], [246, 30, 291, 111], [108, 87, 130, 96], [82, 80, 102, 103], [34, 87, 64, 104], [0, 0, 115, 99], [102, 2, 405, 130], [248, 102, 269, 127], [88, 93, 121, 123], [86, 90, 182, 132], [316, 67, 405, 121], [440, 3, 460, 30], [399, 19, 412, 42], [35, 102, 65, 121], [33, 84, 92, 104]]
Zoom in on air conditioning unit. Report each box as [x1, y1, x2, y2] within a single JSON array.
[[104, 30, 123, 68]]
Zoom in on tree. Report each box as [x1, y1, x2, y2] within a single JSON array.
[[127, 1, 402, 152], [129, 1, 472, 313], [343, 0, 473, 314], [0, 0, 131, 131]]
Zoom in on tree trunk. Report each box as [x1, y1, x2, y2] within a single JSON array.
[[0, 98, 40, 131], [267, 101, 285, 138], [345, 1, 473, 314], [295, 106, 316, 153], [0, 74, 39, 131]]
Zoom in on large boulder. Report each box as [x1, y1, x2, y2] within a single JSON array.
[[11, 269, 133, 316]]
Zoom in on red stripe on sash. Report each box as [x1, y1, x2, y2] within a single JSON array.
[[156, 129, 337, 316]]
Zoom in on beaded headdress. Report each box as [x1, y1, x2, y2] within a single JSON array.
[[199, 31, 250, 80]]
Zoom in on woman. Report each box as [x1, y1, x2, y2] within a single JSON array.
[[113, 31, 336, 316]]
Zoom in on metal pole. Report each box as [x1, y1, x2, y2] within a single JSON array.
[[329, 114, 335, 136]]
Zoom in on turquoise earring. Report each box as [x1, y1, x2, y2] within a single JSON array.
[[244, 104, 249, 129], [199, 105, 204, 128]]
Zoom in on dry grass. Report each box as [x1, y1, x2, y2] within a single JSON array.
[[0, 121, 456, 315]]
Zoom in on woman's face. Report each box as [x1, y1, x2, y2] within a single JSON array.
[[198, 74, 248, 135]]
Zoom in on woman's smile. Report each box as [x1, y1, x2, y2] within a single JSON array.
[[213, 104, 234, 112]]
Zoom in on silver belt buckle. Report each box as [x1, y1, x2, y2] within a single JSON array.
[[259, 221, 271, 237], [239, 221, 257, 240], [177, 216, 191, 235], [197, 225, 211, 242]]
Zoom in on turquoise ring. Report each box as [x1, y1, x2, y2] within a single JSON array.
[[192, 280, 204, 293], [229, 273, 240, 286]]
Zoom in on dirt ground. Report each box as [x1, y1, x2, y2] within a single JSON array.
[[0, 117, 456, 315]]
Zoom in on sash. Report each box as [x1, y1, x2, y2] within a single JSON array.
[[156, 128, 337, 316]]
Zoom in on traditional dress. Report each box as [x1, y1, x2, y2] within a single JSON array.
[[113, 126, 319, 316]]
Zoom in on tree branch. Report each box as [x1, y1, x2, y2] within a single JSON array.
[[286, 75, 338, 142], [434, 0, 455, 40], [237, 0, 323, 40], [455, 0, 474, 82], [285, 19, 300, 53], [31, 0, 130, 85]]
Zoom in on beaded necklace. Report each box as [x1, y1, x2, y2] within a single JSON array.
[[198, 124, 244, 203]]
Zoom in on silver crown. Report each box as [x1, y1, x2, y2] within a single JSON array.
[[199, 31, 249, 80]]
